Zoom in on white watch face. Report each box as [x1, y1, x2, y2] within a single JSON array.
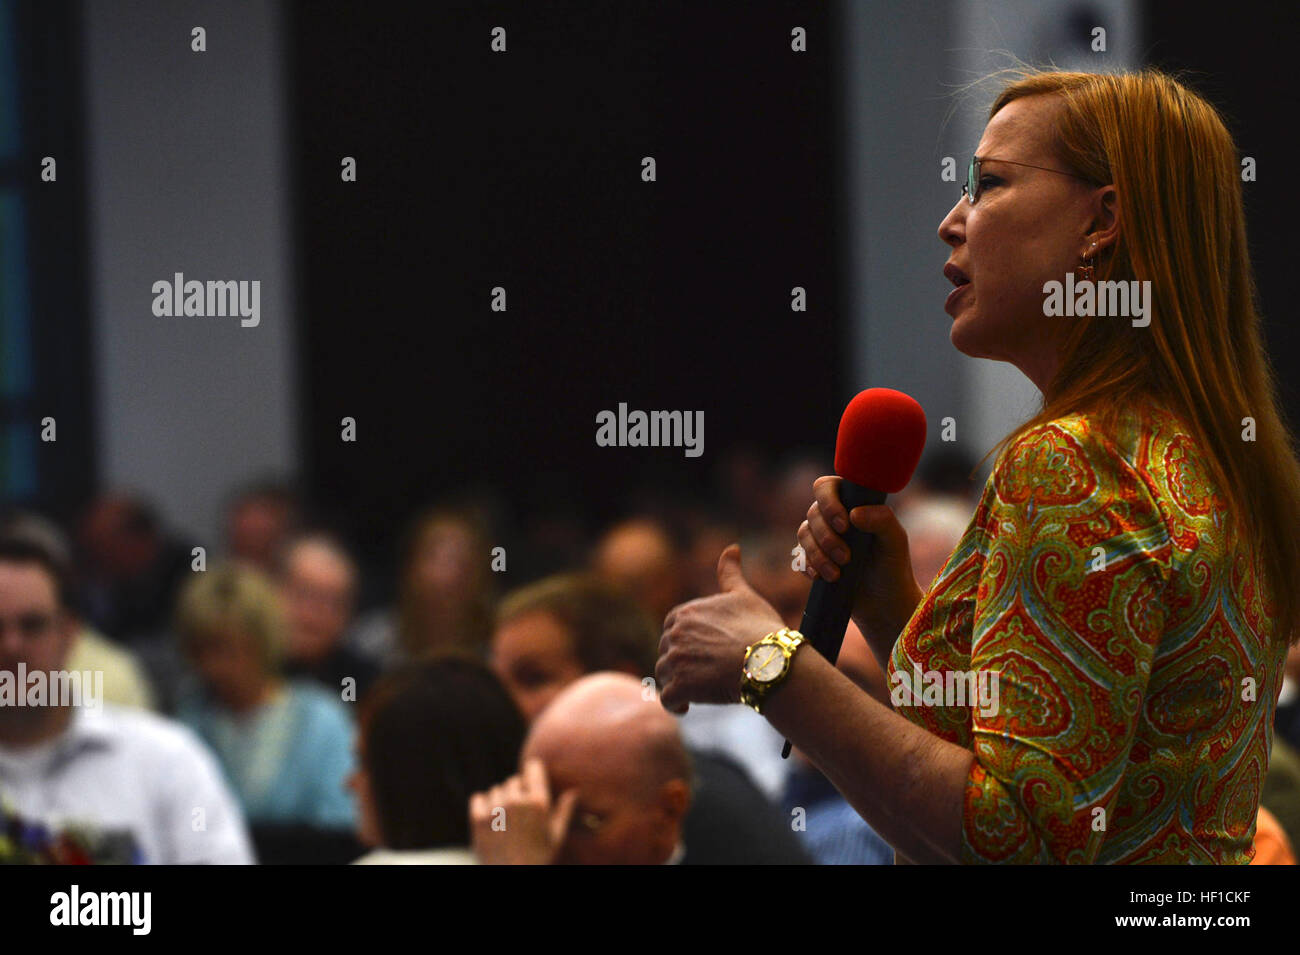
[[745, 642, 786, 683]]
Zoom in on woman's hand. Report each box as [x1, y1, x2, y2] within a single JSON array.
[[656, 543, 786, 714], [796, 476, 924, 659]]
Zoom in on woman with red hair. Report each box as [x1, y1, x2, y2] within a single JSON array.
[[655, 69, 1300, 864]]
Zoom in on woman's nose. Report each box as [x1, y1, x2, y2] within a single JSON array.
[[937, 199, 965, 247]]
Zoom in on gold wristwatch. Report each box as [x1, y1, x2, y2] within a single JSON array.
[[739, 627, 806, 714]]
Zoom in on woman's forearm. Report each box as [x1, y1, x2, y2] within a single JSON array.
[[762, 641, 972, 863]]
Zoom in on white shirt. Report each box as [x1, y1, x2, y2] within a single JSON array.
[[676, 704, 790, 799], [0, 704, 254, 864]]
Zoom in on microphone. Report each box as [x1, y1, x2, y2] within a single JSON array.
[[781, 388, 927, 758]]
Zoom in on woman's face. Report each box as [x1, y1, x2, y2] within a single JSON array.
[[937, 94, 1099, 391], [189, 626, 268, 710], [490, 611, 586, 723], [411, 521, 478, 601]]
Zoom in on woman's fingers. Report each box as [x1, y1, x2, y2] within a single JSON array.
[[807, 500, 850, 564], [798, 519, 840, 582], [795, 475, 855, 582], [812, 474, 850, 532]]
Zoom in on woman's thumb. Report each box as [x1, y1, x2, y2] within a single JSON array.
[[850, 504, 906, 547]]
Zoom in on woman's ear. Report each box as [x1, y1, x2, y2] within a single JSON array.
[[1086, 183, 1121, 255]]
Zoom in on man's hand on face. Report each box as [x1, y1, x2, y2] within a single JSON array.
[[469, 757, 579, 865]]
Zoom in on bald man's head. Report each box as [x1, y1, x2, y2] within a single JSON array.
[[591, 519, 683, 625], [523, 673, 691, 864]]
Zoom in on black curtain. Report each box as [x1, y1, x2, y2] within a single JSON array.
[[286, 1, 846, 581]]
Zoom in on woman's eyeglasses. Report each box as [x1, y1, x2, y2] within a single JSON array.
[[962, 155, 1095, 204]]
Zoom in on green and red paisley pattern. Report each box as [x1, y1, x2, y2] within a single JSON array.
[[889, 402, 1286, 863]]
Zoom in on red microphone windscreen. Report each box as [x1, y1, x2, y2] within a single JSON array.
[[833, 388, 927, 493]]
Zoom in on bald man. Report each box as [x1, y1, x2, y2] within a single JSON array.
[[591, 519, 685, 627], [470, 673, 691, 865]]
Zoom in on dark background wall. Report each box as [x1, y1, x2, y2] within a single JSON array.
[[0, 0, 93, 522], [6, 0, 1293, 577], [286, 1, 846, 575], [1140, 0, 1297, 413]]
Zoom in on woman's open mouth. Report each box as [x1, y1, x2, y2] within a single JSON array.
[[943, 263, 971, 314]]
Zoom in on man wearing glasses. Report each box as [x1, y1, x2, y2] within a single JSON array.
[[0, 535, 253, 864]]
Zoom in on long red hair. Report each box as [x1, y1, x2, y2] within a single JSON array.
[[983, 68, 1300, 646]]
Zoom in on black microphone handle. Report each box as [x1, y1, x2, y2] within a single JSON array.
[[798, 479, 886, 666], [781, 479, 885, 759]]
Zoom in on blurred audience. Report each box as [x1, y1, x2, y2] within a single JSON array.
[[224, 478, 302, 573], [716, 446, 773, 534], [5, 439, 1008, 865], [896, 496, 975, 592], [743, 530, 814, 628], [174, 563, 356, 837], [909, 445, 982, 506], [679, 512, 739, 601], [764, 454, 830, 536], [513, 485, 592, 584], [2, 512, 156, 710], [75, 491, 194, 646], [591, 518, 686, 627], [65, 630, 156, 711], [276, 532, 378, 702], [350, 656, 524, 864], [490, 574, 808, 862], [492, 573, 655, 722], [349, 507, 495, 667], [781, 751, 895, 865], [472, 672, 807, 864], [0, 535, 252, 863]]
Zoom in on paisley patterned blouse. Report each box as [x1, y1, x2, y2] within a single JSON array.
[[889, 401, 1287, 863]]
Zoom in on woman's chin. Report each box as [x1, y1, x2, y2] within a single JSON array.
[[948, 313, 984, 358], [948, 310, 1010, 362]]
